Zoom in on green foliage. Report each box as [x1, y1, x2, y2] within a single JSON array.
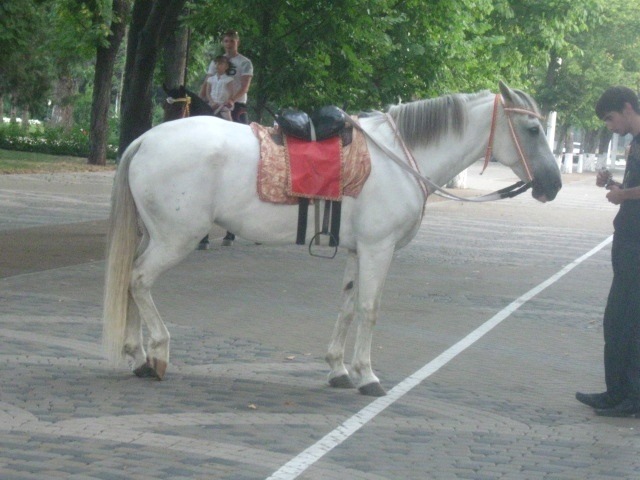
[[0, 0, 54, 108], [188, 0, 399, 112], [0, 121, 117, 159], [1, 0, 127, 125], [4, 0, 640, 153], [185, 0, 614, 121], [52, 0, 116, 60], [534, 0, 639, 132]]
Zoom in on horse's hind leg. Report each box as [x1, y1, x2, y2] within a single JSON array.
[[326, 251, 358, 389], [130, 281, 170, 379], [122, 291, 148, 374], [127, 244, 187, 379], [124, 290, 165, 379]]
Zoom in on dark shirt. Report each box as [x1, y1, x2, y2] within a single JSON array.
[[613, 134, 640, 241]]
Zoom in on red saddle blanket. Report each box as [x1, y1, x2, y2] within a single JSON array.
[[286, 135, 342, 199], [251, 122, 371, 205]]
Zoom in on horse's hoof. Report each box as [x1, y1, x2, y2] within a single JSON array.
[[134, 363, 159, 379], [329, 374, 355, 389], [359, 382, 386, 397], [150, 358, 167, 380], [133, 358, 167, 380]]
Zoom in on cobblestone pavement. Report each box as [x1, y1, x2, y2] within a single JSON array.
[[2, 164, 640, 479]]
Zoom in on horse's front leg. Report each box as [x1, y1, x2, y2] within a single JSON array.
[[326, 251, 358, 389], [350, 244, 394, 397]]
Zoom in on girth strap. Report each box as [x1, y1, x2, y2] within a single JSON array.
[[329, 201, 341, 247], [296, 199, 342, 256], [296, 198, 309, 245]]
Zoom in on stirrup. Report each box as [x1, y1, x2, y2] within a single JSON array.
[[308, 231, 338, 259]]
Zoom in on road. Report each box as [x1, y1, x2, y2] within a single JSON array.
[[1, 162, 639, 480]]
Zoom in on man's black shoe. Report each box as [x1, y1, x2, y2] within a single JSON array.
[[595, 398, 640, 417], [575, 391, 621, 409], [222, 232, 235, 246]]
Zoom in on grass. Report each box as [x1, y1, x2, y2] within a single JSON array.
[[0, 149, 116, 174]]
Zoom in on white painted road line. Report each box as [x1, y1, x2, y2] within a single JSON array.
[[266, 235, 613, 480]]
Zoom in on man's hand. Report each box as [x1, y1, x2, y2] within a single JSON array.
[[606, 185, 625, 205]]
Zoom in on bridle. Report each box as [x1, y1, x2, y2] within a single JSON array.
[[481, 93, 544, 182], [344, 93, 544, 204], [165, 95, 191, 118]]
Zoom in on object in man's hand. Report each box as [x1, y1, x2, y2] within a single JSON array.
[[598, 167, 613, 188]]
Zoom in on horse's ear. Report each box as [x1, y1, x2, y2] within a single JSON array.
[[499, 81, 516, 106]]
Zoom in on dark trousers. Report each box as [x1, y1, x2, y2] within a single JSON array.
[[604, 236, 640, 400], [232, 102, 248, 124]]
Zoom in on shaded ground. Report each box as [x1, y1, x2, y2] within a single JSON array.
[[0, 220, 108, 278], [0, 168, 590, 280]]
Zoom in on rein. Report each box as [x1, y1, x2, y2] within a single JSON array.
[[343, 95, 540, 204], [166, 95, 191, 118], [385, 113, 429, 201]]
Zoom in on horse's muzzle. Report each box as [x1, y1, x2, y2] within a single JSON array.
[[532, 176, 561, 202]]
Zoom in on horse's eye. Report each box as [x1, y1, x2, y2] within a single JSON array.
[[528, 126, 540, 135]]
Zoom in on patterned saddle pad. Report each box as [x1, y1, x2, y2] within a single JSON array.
[[251, 121, 371, 205]]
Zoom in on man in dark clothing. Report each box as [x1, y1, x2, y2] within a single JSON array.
[[576, 86, 640, 417]]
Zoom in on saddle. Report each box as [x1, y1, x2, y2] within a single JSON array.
[[251, 108, 370, 253], [273, 106, 347, 250], [276, 106, 346, 141]]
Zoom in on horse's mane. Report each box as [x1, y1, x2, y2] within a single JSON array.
[[183, 88, 214, 116], [385, 91, 489, 149], [384, 88, 540, 150]]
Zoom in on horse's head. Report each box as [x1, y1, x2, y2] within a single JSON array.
[[492, 81, 562, 202], [163, 84, 215, 122], [163, 84, 192, 121]]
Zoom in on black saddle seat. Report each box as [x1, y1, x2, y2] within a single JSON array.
[[276, 105, 346, 141]]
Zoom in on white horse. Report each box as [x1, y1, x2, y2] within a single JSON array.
[[103, 81, 561, 396]]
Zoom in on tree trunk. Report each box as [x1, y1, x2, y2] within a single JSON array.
[[162, 22, 189, 89], [9, 98, 18, 122], [598, 127, 612, 155], [118, 0, 187, 157], [21, 108, 30, 130], [583, 129, 598, 154], [88, 0, 130, 165], [253, 7, 276, 123], [565, 130, 574, 156], [554, 123, 568, 155], [537, 50, 561, 115], [51, 76, 77, 132]]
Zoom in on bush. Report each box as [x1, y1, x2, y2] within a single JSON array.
[[0, 121, 118, 159]]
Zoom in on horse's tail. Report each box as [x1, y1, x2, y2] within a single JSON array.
[[102, 139, 143, 364]]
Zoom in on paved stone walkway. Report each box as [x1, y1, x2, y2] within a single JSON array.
[[2, 163, 640, 479]]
